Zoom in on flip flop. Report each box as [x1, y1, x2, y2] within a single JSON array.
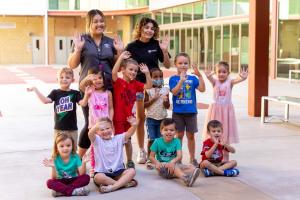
[[124, 179, 138, 188]]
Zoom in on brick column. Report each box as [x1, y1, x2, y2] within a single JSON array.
[[248, 0, 270, 116]]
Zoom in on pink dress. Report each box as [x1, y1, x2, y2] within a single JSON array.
[[202, 79, 239, 144], [88, 90, 110, 170]]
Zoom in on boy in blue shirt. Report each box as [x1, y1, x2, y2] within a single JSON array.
[[169, 52, 205, 167]]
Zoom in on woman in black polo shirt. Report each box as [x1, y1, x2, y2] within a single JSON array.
[[126, 17, 171, 165], [68, 9, 123, 158]]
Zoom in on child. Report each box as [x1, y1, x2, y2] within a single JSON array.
[[200, 120, 239, 177], [88, 117, 139, 193], [169, 52, 205, 167], [149, 118, 200, 187], [202, 61, 248, 161], [44, 133, 90, 197], [144, 68, 170, 169], [79, 67, 114, 176], [27, 67, 89, 148], [112, 51, 152, 168]]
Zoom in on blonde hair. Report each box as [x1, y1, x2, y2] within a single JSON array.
[[132, 17, 159, 40], [97, 117, 113, 126], [57, 67, 74, 78], [120, 58, 139, 69], [52, 133, 76, 159], [174, 52, 190, 64]]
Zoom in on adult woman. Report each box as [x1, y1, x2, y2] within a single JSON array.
[[68, 9, 123, 158], [126, 17, 171, 165]]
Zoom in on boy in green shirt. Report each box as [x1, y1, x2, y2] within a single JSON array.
[[150, 118, 200, 187]]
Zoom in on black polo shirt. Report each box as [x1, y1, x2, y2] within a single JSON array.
[[75, 34, 116, 90]]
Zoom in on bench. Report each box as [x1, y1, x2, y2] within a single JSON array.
[[289, 70, 300, 83], [261, 96, 300, 123]]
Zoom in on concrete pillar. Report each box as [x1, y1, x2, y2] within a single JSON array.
[[270, 0, 278, 79], [248, 0, 270, 116]]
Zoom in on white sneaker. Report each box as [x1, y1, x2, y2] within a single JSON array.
[[136, 149, 147, 164]]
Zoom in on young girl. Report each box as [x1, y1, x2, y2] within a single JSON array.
[[80, 67, 114, 176], [44, 133, 90, 197], [88, 117, 138, 193], [144, 68, 170, 169], [169, 52, 205, 167], [202, 61, 248, 161]]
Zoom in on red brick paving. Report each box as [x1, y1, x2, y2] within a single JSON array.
[[0, 68, 25, 84]]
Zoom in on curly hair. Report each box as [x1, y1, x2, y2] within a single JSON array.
[[133, 17, 160, 40]]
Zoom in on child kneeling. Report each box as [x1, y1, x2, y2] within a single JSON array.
[[200, 120, 239, 177], [149, 118, 200, 187], [88, 117, 138, 193]]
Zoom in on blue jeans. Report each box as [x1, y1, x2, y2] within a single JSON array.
[[146, 118, 162, 141]]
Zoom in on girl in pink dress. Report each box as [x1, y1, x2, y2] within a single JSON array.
[[202, 61, 248, 161], [80, 68, 114, 176]]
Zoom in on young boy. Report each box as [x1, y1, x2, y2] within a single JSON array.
[[112, 51, 152, 169], [200, 120, 239, 177], [149, 118, 200, 187], [169, 52, 205, 167], [27, 67, 90, 147], [89, 117, 138, 193]]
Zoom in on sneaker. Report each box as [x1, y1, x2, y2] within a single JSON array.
[[126, 160, 135, 169], [190, 159, 199, 168], [51, 190, 64, 197], [137, 149, 147, 164], [203, 168, 214, 177], [224, 168, 240, 177], [72, 187, 90, 196], [99, 185, 113, 193], [146, 159, 154, 170], [185, 168, 200, 187]]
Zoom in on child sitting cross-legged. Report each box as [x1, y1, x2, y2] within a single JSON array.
[[149, 118, 200, 187], [88, 117, 139, 193], [200, 120, 239, 177]]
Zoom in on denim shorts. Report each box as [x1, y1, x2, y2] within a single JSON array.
[[146, 118, 162, 141]]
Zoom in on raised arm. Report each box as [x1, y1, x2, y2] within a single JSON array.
[[108, 91, 114, 120], [88, 123, 99, 143], [78, 86, 93, 107], [231, 65, 248, 86], [68, 34, 85, 69], [144, 90, 159, 108], [171, 72, 186, 96], [113, 35, 124, 61], [112, 51, 131, 82], [159, 36, 171, 68], [124, 116, 138, 141], [43, 158, 57, 179], [139, 63, 152, 89], [78, 153, 89, 175], [205, 137, 219, 159], [192, 65, 206, 92], [204, 65, 216, 86], [79, 74, 94, 92], [27, 87, 52, 104]]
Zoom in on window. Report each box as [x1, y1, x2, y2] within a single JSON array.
[[206, 0, 218, 18], [155, 11, 162, 25], [163, 8, 172, 24], [182, 4, 192, 21], [194, 2, 204, 20], [220, 0, 233, 17], [172, 7, 181, 23], [236, 0, 249, 15]]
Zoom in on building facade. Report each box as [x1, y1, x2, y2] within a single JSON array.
[[0, 0, 299, 80]]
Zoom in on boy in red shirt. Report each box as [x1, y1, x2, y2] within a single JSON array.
[[112, 51, 152, 169], [200, 120, 239, 177]]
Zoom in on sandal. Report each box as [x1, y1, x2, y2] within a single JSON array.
[[146, 160, 154, 170], [124, 179, 138, 188], [99, 185, 113, 193]]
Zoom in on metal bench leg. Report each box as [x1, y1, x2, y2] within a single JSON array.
[[284, 104, 289, 122], [261, 97, 265, 123]]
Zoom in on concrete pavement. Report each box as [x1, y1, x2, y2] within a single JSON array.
[[0, 65, 300, 200]]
